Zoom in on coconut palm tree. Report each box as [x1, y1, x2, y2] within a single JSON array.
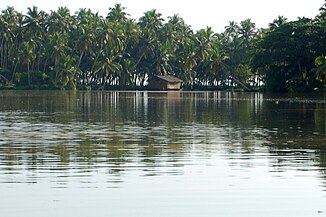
[[193, 27, 217, 85], [207, 45, 229, 86], [0, 7, 19, 70], [269, 15, 288, 30], [19, 41, 36, 86], [239, 19, 257, 44], [48, 7, 73, 35], [316, 0, 326, 23], [74, 9, 96, 69], [136, 9, 165, 84], [91, 19, 120, 82], [225, 21, 239, 38], [47, 32, 71, 84], [107, 4, 129, 23], [119, 19, 141, 86], [23, 6, 48, 71]]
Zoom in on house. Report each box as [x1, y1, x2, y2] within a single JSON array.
[[148, 75, 183, 90]]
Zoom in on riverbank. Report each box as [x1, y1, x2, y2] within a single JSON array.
[[0, 83, 263, 92]]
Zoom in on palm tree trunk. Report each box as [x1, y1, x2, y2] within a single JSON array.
[[28, 63, 30, 87], [77, 50, 85, 83], [37, 50, 41, 71], [11, 61, 19, 82], [135, 52, 145, 69], [0, 39, 4, 68], [4, 42, 9, 69], [77, 50, 84, 68], [91, 50, 102, 75], [42, 58, 48, 73]]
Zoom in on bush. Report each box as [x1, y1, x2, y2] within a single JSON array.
[[14, 71, 53, 89]]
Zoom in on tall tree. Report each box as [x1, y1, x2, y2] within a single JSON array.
[[107, 4, 129, 23], [136, 9, 164, 84], [253, 18, 326, 91], [0, 7, 19, 71], [23, 6, 48, 71], [316, 0, 326, 23], [19, 41, 35, 86], [48, 7, 73, 35], [269, 15, 288, 30]]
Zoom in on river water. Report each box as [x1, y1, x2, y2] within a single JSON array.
[[0, 91, 326, 217]]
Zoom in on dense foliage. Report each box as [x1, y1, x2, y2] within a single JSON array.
[[0, 2, 326, 91]]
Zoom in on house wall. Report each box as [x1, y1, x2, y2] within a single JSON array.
[[148, 79, 167, 90], [167, 82, 181, 90], [148, 77, 181, 90]]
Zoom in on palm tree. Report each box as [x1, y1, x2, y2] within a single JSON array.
[[107, 4, 129, 23], [207, 45, 229, 86], [136, 9, 164, 85], [139, 9, 164, 33], [158, 14, 191, 77], [239, 19, 257, 44], [94, 53, 122, 88], [193, 27, 217, 85], [47, 32, 71, 84], [225, 21, 239, 38], [162, 15, 195, 86], [88, 16, 127, 87], [119, 19, 141, 86], [269, 15, 288, 30], [61, 55, 78, 90], [315, 55, 326, 84], [74, 9, 96, 69], [91, 19, 119, 79], [48, 7, 73, 35], [19, 41, 36, 86], [23, 6, 48, 71], [106, 4, 142, 86], [316, 1, 326, 23], [0, 7, 19, 70], [24, 6, 46, 31]]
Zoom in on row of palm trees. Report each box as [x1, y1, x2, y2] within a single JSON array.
[[0, 4, 259, 89], [1, 2, 326, 91]]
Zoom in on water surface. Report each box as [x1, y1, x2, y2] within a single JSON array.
[[0, 91, 326, 217]]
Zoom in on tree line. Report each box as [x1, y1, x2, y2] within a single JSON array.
[[0, 2, 326, 91]]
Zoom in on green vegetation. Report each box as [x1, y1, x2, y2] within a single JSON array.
[[0, 2, 326, 91]]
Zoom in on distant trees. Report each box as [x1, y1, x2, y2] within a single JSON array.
[[252, 1, 326, 91], [0, 2, 326, 91]]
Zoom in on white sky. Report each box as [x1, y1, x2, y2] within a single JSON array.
[[0, 0, 324, 32]]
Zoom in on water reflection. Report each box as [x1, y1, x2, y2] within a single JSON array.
[[0, 91, 326, 189]]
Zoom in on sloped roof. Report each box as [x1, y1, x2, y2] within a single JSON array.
[[153, 75, 183, 83]]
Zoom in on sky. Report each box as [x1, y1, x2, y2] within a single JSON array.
[[0, 0, 325, 32]]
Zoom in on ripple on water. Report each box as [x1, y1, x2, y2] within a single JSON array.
[[1, 91, 326, 217]]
